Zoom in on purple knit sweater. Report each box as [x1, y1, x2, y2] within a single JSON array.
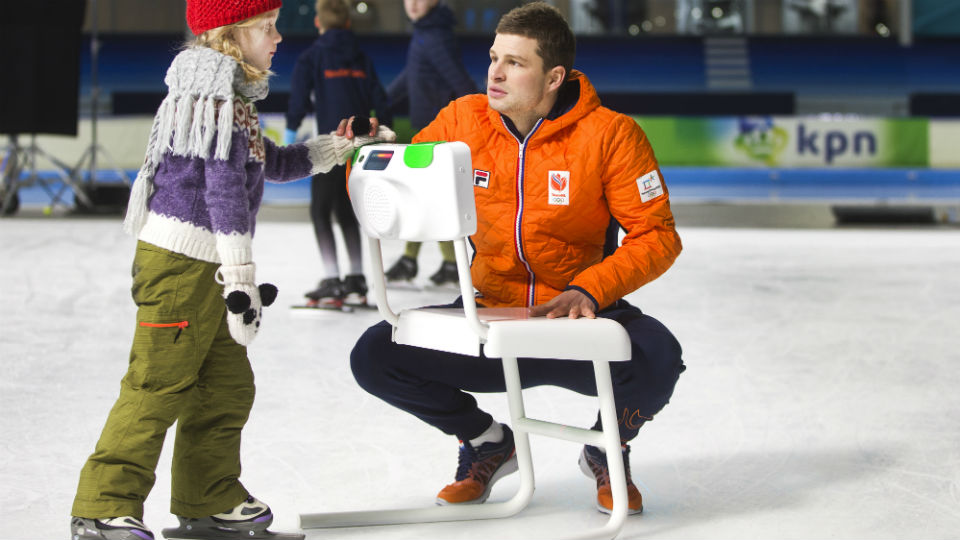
[[125, 47, 385, 266], [138, 96, 339, 266]]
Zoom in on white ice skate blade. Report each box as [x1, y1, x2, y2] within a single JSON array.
[[162, 533, 304, 540], [161, 525, 304, 540]]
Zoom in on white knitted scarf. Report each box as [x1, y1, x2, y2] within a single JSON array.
[[122, 46, 269, 235]]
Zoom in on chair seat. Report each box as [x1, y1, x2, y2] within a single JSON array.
[[395, 307, 632, 362]]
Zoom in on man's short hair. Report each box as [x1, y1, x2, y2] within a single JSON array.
[[495, 2, 575, 79], [316, 0, 350, 30]]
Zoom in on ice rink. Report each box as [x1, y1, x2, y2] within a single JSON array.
[[2, 208, 960, 539]]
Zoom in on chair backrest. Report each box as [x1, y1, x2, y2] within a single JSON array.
[[348, 142, 476, 242], [348, 141, 486, 337]]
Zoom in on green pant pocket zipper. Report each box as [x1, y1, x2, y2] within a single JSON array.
[[139, 320, 189, 343]]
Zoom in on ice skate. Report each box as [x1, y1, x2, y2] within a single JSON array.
[[579, 444, 643, 514], [342, 274, 369, 306], [71, 516, 154, 540], [385, 255, 417, 283], [436, 424, 518, 505], [428, 260, 459, 288], [303, 277, 345, 308], [160, 496, 304, 540]]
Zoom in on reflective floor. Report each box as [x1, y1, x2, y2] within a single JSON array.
[[2, 210, 959, 539]]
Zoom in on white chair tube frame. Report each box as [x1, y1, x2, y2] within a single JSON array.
[[300, 143, 629, 538], [300, 235, 632, 540], [365, 237, 398, 326]]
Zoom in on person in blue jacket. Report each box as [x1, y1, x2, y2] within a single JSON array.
[[383, 0, 479, 287], [285, 0, 392, 307]]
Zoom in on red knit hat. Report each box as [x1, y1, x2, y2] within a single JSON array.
[[186, 0, 283, 36]]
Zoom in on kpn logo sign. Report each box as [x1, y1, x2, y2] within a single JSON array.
[[734, 117, 789, 166], [733, 116, 884, 167]]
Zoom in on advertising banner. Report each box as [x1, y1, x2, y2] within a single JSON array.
[[636, 116, 929, 168], [929, 120, 960, 168]]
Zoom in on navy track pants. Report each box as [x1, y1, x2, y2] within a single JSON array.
[[350, 299, 685, 442]]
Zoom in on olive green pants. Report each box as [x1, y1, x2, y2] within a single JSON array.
[[72, 242, 254, 520]]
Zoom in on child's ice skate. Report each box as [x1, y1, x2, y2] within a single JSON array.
[[427, 260, 460, 289], [160, 496, 304, 540], [385, 255, 417, 283], [70, 516, 154, 540], [342, 273, 369, 306], [304, 277, 345, 308]]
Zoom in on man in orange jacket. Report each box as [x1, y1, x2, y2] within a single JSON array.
[[350, 2, 684, 515]]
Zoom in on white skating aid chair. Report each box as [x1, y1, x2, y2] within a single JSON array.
[[300, 142, 632, 540]]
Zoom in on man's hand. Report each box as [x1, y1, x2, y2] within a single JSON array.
[[336, 115, 380, 139], [529, 289, 596, 319]]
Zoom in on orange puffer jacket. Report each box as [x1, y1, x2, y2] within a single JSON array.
[[414, 71, 681, 310]]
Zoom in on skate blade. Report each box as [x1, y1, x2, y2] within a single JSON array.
[[291, 298, 352, 313], [161, 526, 304, 540], [344, 292, 368, 304]]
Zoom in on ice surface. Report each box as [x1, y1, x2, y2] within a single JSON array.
[[2, 215, 959, 539]]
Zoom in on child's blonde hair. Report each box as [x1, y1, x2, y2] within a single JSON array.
[[190, 9, 278, 83]]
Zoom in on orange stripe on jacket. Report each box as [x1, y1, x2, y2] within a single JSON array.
[[324, 69, 367, 79]]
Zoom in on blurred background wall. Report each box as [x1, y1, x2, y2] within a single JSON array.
[[2, 0, 958, 219], [80, 0, 931, 37]]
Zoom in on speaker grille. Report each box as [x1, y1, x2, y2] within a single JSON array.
[[363, 183, 397, 237]]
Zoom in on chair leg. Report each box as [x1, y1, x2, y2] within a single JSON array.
[[300, 496, 532, 529], [300, 359, 628, 539], [299, 358, 535, 530], [501, 355, 537, 511], [590, 359, 629, 539]]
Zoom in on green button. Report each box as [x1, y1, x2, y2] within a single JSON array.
[[403, 142, 441, 168]]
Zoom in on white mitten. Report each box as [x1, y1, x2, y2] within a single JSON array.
[[305, 125, 399, 175], [352, 125, 397, 148], [216, 263, 278, 346]]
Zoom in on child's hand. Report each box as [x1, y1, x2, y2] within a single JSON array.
[[350, 125, 397, 150], [337, 116, 381, 139], [318, 120, 395, 169]]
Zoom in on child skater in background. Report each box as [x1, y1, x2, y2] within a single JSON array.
[[382, 0, 478, 288], [69, 1, 393, 539], [285, 0, 392, 308]]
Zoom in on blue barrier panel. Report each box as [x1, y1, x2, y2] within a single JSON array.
[[12, 167, 960, 208], [663, 167, 960, 202]]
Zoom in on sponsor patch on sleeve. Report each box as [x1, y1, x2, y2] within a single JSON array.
[[637, 170, 664, 202]]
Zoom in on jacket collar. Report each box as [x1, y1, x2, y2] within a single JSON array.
[[491, 70, 601, 141]]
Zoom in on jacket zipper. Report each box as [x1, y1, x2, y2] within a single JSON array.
[[504, 116, 544, 307], [139, 320, 189, 343]]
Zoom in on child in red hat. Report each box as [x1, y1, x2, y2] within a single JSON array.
[[69, 2, 393, 539]]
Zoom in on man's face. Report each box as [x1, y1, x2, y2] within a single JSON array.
[[486, 33, 554, 120], [404, 0, 438, 21]]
